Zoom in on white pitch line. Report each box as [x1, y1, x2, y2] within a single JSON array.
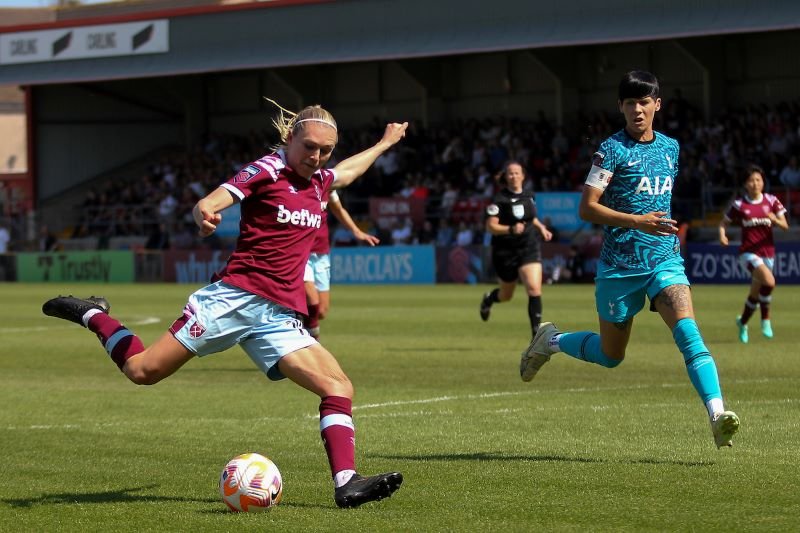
[[5, 378, 797, 430], [353, 377, 797, 411], [314, 377, 798, 418], [0, 316, 162, 334], [10, 396, 798, 431]]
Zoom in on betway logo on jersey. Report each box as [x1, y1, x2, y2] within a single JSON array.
[[276, 204, 322, 228], [635, 176, 673, 195], [742, 217, 771, 227]]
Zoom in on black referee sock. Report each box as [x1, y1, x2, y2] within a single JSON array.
[[528, 295, 542, 336], [487, 288, 500, 304]]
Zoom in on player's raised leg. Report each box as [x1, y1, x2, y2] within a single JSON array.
[[520, 317, 628, 382], [43, 294, 148, 372], [43, 295, 196, 384]]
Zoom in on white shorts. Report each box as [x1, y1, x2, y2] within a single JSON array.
[[738, 253, 774, 273], [170, 281, 316, 381], [303, 253, 331, 292]]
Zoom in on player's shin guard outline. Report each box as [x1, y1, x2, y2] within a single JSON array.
[[673, 317, 721, 404], [319, 396, 356, 481], [88, 313, 144, 370], [559, 332, 621, 368]]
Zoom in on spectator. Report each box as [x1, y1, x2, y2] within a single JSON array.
[[435, 219, 454, 246], [0, 222, 10, 253], [441, 176, 460, 204], [475, 165, 494, 198], [390, 217, 413, 245], [374, 147, 400, 178], [779, 155, 800, 187], [455, 221, 474, 246], [415, 219, 437, 245], [157, 190, 179, 225], [39, 224, 59, 252], [145, 222, 171, 250], [331, 223, 357, 247], [560, 245, 585, 283]]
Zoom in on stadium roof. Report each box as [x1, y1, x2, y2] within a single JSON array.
[[1, 0, 799, 86]]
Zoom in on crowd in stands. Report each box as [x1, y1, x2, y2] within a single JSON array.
[[59, 93, 800, 251]]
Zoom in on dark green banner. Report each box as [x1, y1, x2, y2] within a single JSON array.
[[17, 251, 134, 282]]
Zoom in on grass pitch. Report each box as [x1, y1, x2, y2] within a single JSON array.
[[1, 282, 799, 532]]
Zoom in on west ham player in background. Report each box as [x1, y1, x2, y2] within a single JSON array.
[[719, 165, 789, 343], [304, 189, 379, 340], [43, 104, 408, 508], [519, 70, 740, 449]]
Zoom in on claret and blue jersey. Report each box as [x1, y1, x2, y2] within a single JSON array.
[[586, 129, 682, 275]]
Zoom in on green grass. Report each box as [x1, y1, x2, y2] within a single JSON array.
[[1, 282, 799, 532]]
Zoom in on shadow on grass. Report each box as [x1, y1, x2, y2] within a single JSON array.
[[384, 347, 484, 353], [199, 501, 331, 513], [372, 451, 713, 467], [180, 368, 259, 373], [2, 485, 218, 509]]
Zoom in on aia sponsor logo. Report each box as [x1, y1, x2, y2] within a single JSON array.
[[276, 204, 322, 228], [634, 175, 673, 195]]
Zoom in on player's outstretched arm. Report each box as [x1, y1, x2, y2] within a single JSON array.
[[333, 122, 408, 188], [193, 186, 236, 237], [329, 193, 380, 246]]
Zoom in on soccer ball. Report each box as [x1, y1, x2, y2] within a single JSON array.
[[219, 452, 283, 512]]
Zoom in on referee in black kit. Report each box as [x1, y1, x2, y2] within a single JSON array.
[[480, 161, 553, 339]]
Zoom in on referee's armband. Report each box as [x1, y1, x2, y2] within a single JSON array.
[[585, 165, 613, 191]]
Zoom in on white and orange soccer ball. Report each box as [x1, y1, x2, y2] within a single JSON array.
[[219, 452, 283, 512]]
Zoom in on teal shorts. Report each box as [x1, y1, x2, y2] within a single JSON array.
[[594, 258, 690, 323]]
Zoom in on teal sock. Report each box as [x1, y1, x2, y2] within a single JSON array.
[[558, 332, 622, 368], [672, 317, 721, 404]]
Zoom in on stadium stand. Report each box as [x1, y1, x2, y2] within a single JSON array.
[[39, 99, 798, 250]]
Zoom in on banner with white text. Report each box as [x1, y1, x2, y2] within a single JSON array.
[[0, 20, 169, 65], [17, 251, 134, 282], [686, 243, 800, 284], [162, 250, 228, 283], [331, 245, 435, 284]]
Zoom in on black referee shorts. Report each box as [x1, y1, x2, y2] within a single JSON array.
[[491, 243, 542, 282]]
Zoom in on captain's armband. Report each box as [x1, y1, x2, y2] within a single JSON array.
[[585, 165, 613, 191]]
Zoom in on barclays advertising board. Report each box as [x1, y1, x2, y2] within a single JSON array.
[[535, 192, 585, 232], [686, 243, 800, 284], [331, 245, 435, 284]]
